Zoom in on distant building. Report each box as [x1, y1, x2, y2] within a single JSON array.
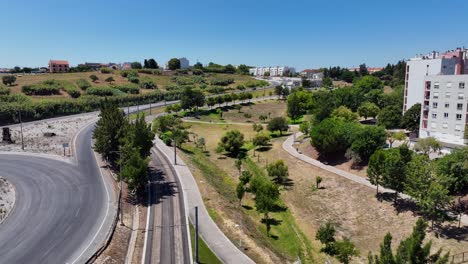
[[121, 62, 132, 70], [404, 47, 468, 145], [300, 69, 321, 78], [300, 69, 324, 87], [49, 60, 69, 73], [79, 62, 106, 71], [348, 67, 383, 74], [0, 68, 11, 73], [179, 57, 190, 69], [249, 66, 296, 77]]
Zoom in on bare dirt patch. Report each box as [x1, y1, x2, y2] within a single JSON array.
[[0, 113, 97, 156], [0, 177, 15, 224], [261, 137, 468, 263]]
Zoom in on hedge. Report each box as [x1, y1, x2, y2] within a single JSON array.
[[210, 77, 234, 86], [0, 86, 11, 95], [0, 90, 181, 125], [87, 86, 124, 97], [113, 84, 140, 94], [76, 79, 91, 90]]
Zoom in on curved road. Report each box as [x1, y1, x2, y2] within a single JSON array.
[[0, 121, 115, 264]]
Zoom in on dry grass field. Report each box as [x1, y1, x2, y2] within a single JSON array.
[[177, 100, 468, 263]]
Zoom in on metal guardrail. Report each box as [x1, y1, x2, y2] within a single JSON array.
[[452, 251, 468, 264]]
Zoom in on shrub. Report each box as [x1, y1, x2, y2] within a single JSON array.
[[65, 87, 81, 98], [86, 86, 124, 96], [2, 75, 16, 86], [139, 77, 157, 89], [113, 84, 140, 94], [76, 79, 91, 90], [120, 70, 139, 78], [100, 67, 112, 74], [22, 81, 61, 95], [173, 76, 195, 85], [0, 86, 11, 95], [245, 79, 269, 88], [138, 69, 153, 74], [206, 86, 225, 94], [310, 118, 360, 156], [210, 77, 234, 86], [128, 76, 139, 84]]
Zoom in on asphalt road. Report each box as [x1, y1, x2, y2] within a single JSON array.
[[142, 148, 190, 264], [0, 121, 111, 264]]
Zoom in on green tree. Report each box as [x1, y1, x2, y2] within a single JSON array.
[[254, 180, 280, 236], [267, 117, 289, 135], [252, 131, 270, 149], [217, 130, 245, 156], [93, 100, 127, 163], [310, 118, 359, 156], [90, 74, 99, 83], [2, 75, 16, 86], [414, 137, 441, 156], [378, 105, 402, 129], [168, 58, 181, 70], [147, 58, 159, 69], [381, 147, 408, 204], [316, 222, 336, 254], [316, 176, 323, 189], [422, 182, 451, 229], [401, 103, 421, 133], [395, 219, 449, 263], [323, 77, 333, 88], [105, 76, 115, 84], [350, 125, 387, 162], [335, 238, 359, 264], [236, 183, 246, 205], [252, 123, 263, 133], [435, 147, 468, 195], [331, 106, 359, 122], [368, 233, 395, 264], [236, 64, 250, 75], [367, 149, 386, 197], [358, 102, 380, 120], [387, 131, 406, 148], [121, 148, 148, 193], [354, 75, 383, 94], [123, 114, 155, 158], [274, 85, 284, 99], [370, 219, 449, 264], [131, 61, 142, 69], [266, 160, 289, 185]]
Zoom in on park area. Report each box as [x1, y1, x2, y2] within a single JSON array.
[[155, 98, 468, 264]]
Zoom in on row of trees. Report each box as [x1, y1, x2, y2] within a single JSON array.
[[368, 143, 468, 228], [93, 100, 155, 193]]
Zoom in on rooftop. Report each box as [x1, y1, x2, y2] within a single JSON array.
[[49, 60, 69, 65]]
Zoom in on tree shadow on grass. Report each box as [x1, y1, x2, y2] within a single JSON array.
[[379, 192, 420, 215], [436, 224, 468, 241], [242, 205, 253, 210], [256, 145, 272, 152]]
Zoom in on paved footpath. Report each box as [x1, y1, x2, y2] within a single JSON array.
[[154, 137, 254, 264], [283, 132, 468, 226]]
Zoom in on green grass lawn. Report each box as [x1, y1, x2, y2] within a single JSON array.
[[189, 223, 222, 264]]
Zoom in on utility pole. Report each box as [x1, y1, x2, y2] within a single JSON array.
[[195, 206, 199, 264], [18, 110, 24, 150]]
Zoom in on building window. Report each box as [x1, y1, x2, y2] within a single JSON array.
[[458, 93, 464, 99], [433, 92, 439, 99], [444, 113, 449, 118], [431, 122, 437, 128], [460, 82, 465, 89], [432, 113, 437, 118], [457, 103, 463, 110], [445, 103, 450, 108], [443, 123, 448, 129], [446, 82, 452, 88], [456, 114, 462, 120], [433, 102, 438, 108], [445, 92, 451, 98], [434, 82, 440, 89], [455, 124, 461, 131]]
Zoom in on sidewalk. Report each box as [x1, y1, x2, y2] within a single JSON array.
[[283, 132, 468, 226], [154, 137, 254, 264]]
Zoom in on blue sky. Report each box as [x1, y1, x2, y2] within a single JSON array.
[[1, 0, 467, 70]]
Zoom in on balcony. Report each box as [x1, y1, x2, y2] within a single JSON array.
[[423, 105, 430, 110]]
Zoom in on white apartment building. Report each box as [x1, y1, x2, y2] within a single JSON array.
[[249, 66, 296, 77], [179, 57, 190, 69], [404, 47, 468, 145], [420, 75, 467, 145]]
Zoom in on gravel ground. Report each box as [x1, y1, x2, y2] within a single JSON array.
[[0, 177, 15, 224], [0, 113, 97, 156]]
